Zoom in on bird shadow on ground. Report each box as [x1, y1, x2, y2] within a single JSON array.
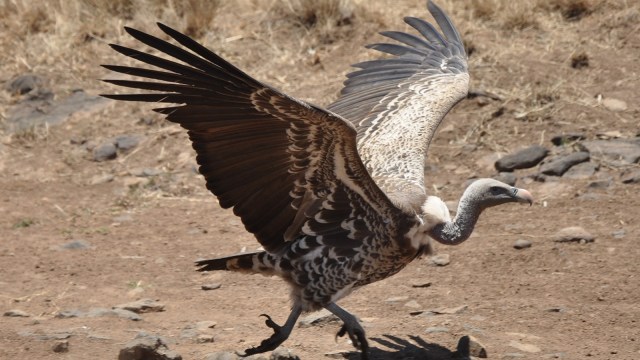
[[344, 334, 469, 360]]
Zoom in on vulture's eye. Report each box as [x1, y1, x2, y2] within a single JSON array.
[[489, 186, 503, 195]]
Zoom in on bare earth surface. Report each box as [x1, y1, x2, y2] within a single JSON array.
[[1, 1, 639, 359]]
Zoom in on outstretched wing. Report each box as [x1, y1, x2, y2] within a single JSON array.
[[327, 1, 469, 211], [102, 23, 409, 254]]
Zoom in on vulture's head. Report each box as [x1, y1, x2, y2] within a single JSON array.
[[464, 178, 533, 209]]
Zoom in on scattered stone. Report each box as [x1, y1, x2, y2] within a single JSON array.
[[93, 142, 117, 162], [52, 340, 69, 353], [570, 52, 589, 69], [413, 304, 468, 316], [425, 327, 449, 334], [114, 298, 165, 314], [4, 74, 45, 95], [298, 309, 339, 328], [551, 133, 586, 146], [508, 340, 541, 353], [612, 229, 626, 239], [59, 240, 91, 250], [404, 300, 421, 309], [270, 348, 300, 360], [513, 239, 532, 249], [493, 172, 517, 186], [545, 307, 566, 313], [114, 134, 143, 152], [119, 333, 182, 360], [588, 179, 612, 189], [578, 140, 640, 165], [457, 335, 488, 358], [87, 308, 142, 321], [410, 280, 432, 288], [202, 283, 222, 291], [563, 162, 598, 179], [5, 89, 109, 133], [57, 308, 141, 321], [90, 173, 115, 185], [495, 145, 549, 172], [602, 97, 628, 112], [4, 309, 30, 317], [621, 169, 640, 184], [540, 152, 589, 176], [205, 352, 239, 360], [552, 226, 595, 243], [430, 253, 450, 266], [195, 321, 217, 331], [196, 334, 215, 343], [18, 329, 71, 341], [385, 296, 409, 303]]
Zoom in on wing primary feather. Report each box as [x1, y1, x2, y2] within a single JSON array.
[[426, 0, 463, 45]]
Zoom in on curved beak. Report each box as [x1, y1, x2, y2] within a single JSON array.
[[513, 188, 534, 206]]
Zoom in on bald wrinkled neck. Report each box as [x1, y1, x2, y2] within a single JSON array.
[[428, 196, 482, 245]]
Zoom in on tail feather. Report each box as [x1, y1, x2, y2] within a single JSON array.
[[196, 251, 269, 273]]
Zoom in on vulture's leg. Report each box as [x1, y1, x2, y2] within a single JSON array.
[[242, 305, 302, 357], [325, 302, 370, 360]]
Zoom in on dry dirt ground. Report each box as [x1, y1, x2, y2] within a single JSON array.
[[1, 0, 639, 359]]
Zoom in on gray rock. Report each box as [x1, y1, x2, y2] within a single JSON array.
[[114, 299, 165, 314], [578, 140, 640, 165], [196, 334, 215, 343], [55, 309, 84, 318], [540, 152, 590, 176], [495, 145, 549, 172], [4, 309, 30, 317], [205, 352, 239, 360], [513, 239, 532, 249], [493, 172, 517, 186], [621, 169, 640, 184], [425, 327, 449, 333], [457, 335, 488, 358], [5, 90, 109, 133], [5, 74, 45, 95], [410, 280, 432, 288], [52, 340, 69, 353], [602, 97, 628, 112], [93, 142, 117, 162], [298, 309, 339, 328], [430, 253, 450, 266], [85, 308, 142, 321], [588, 179, 612, 189], [325, 350, 352, 359], [508, 340, 541, 353], [201, 283, 222, 291], [612, 229, 626, 239], [551, 133, 586, 146], [119, 333, 181, 360], [552, 227, 595, 243], [59, 240, 91, 250], [563, 162, 598, 179], [115, 134, 143, 152], [270, 348, 300, 360], [18, 329, 71, 341]]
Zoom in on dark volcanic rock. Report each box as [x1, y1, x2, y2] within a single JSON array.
[[540, 152, 590, 176], [93, 142, 117, 162], [495, 145, 549, 171], [563, 162, 598, 179], [493, 172, 517, 186], [578, 140, 640, 165], [115, 134, 143, 152]]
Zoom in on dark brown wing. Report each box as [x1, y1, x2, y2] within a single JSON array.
[[102, 23, 407, 253]]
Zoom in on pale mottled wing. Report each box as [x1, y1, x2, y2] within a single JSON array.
[[328, 1, 468, 128], [327, 1, 469, 211], [101, 23, 409, 254]]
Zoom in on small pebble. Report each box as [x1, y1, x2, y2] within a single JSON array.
[[4, 309, 30, 317], [513, 239, 532, 249], [93, 142, 117, 162], [52, 340, 69, 353], [552, 226, 595, 243], [430, 253, 450, 266], [201, 283, 222, 291]]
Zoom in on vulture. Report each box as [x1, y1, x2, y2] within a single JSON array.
[[102, 1, 533, 358]]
